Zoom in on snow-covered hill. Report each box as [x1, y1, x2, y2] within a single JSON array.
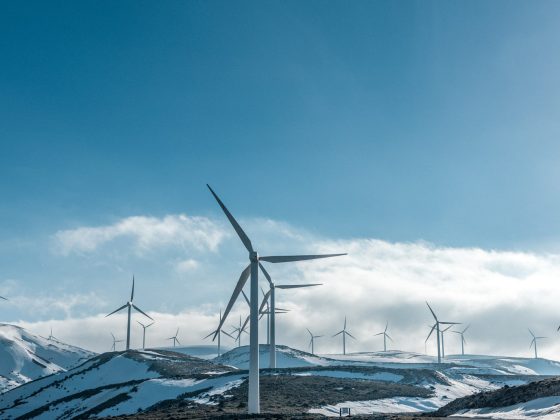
[[215, 344, 335, 368], [0, 349, 242, 419], [0, 324, 95, 393]]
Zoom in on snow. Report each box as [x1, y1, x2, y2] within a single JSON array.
[[309, 371, 499, 416], [454, 396, 560, 419], [0, 323, 95, 393], [294, 370, 403, 382]]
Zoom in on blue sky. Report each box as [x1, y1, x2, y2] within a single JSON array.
[[2, 1, 560, 354]]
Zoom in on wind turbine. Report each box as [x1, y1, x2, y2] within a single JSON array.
[[207, 184, 346, 414], [374, 322, 392, 352], [333, 316, 355, 355], [48, 327, 58, 341], [440, 324, 454, 358], [110, 333, 124, 351], [231, 315, 249, 347], [168, 328, 180, 348], [452, 325, 470, 356], [203, 309, 227, 356], [106, 276, 153, 350], [259, 265, 321, 368], [425, 302, 460, 364], [529, 329, 546, 359], [259, 287, 289, 345], [137, 321, 154, 350], [307, 328, 322, 355]]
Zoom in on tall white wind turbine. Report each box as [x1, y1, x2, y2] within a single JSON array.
[[333, 317, 355, 355], [452, 324, 470, 356], [168, 328, 180, 348], [231, 315, 249, 347], [529, 329, 546, 359], [259, 264, 321, 368], [207, 184, 346, 414], [426, 302, 459, 364], [374, 322, 392, 352], [259, 287, 289, 345], [307, 328, 323, 355], [110, 333, 124, 351], [106, 276, 153, 350], [137, 321, 154, 350]]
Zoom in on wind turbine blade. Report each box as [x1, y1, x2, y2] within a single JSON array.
[[241, 314, 250, 334], [131, 275, 135, 301], [147, 322, 154, 328], [315, 335, 324, 338], [258, 289, 272, 315], [176, 338, 181, 345], [0, 296, 7, 300], [241, 290, 250, 307], [332, 331, 343, 337], [213, 264, 251, 340], [105, 303, 128, 317], [528, 328, 535, 338], [425, 324, 436, 342], [203, 330, 216, 340], [307, 328, 313, 337], [386, 334, 393, 341], [463, 324, 470, 334], [222, 330, 236, 339], [137, 321, 145, 328], [530, 339, 534, 349], [132, 304, 153, 320], [259, 253, 346, 263], [111, 333, 116, 340], [426, 302, 438, 322], [176, 328, 179, 336], [346, 332, 356, 340], [276, 284, 322, 289], [385, 321, 388, 333], [374, 332, 384, 336], [207, 184, 253, 253], [440, 322, 460, 325], [258, 262, 273, 287], [344, 316, 347, 330]]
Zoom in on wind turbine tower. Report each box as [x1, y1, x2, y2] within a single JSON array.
[[425, 302, 460, 364], [374, 322, 392, 352], [207, 184, 346, 414], [529, 329, 546, 359], [452, 325, 470, 356], [137, 321, 154, 349], [333, 317, 355, 355], [307, 328, 323, 355], [106, 276, 153, 350], [168, 328, 180, 347]]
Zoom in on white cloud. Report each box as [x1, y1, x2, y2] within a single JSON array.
[[10, 215, 560, 360], [175, 259, 199, 273], [52, 214, 228, 256]]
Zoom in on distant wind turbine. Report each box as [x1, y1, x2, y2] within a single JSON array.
[[258, 287, 289, 346], [203, 309, 227, 357], [307, 328, 323, 355], [529, 329, 546, 359], [259, 265, 321, 368], [48, 327, 58, 341], [110, 333, 124, 351], [207, 184, 346, 414], [137, 320, 154, 350], [425, 302, 460, 364], [168, 328, 180, 348], [440, 324, 454, 358], [106, 276, 153, 350], [333, 316, 355, 355], [231, 316, 249, 347], [452, 325, 470, 356], [374, 322, 392, 352]]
